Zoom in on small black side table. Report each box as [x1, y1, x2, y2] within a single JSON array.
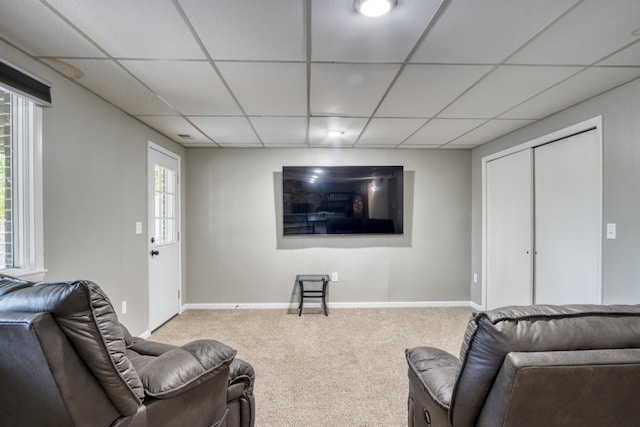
[[296, 274, 330, 316]]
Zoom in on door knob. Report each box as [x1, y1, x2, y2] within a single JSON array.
[[150, 250, 160, 257]]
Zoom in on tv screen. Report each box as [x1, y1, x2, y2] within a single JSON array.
[[282, 166, 403, 236]]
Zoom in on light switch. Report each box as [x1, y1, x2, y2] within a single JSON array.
[[606, 223, 616, 239], [135, 222, 143, 235]]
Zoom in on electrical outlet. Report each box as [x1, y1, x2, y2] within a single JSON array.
[[331, 272, 338, 282], [122, 300, 127, 315]]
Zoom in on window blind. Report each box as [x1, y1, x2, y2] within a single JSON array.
[[0, 59, 51, 106]]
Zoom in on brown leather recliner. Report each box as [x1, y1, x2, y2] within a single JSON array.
[[406, 304, 640, 427], [0, 275, 255, 427]]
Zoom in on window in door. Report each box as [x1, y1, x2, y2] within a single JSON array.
[[154, 164, 176, 245]]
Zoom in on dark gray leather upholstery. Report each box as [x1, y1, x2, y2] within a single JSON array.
[[123, 325, 256, 427], [406, 304, 640, 427], [0, 275, 255, 427]]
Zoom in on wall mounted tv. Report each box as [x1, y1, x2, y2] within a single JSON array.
[[282, 166, 403, 236]]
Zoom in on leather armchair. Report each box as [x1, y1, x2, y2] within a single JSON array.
[[0, 275, 255, 427], [120, 322, 255, 427], [406, 304, 640, 427]]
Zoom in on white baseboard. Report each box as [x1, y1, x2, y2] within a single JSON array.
[[183, 301, 477, 310], [470, 301, 484, 311], [138, 330, 151, 339]]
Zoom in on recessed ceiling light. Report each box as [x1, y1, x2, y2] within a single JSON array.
[[354, 0, 397, 17], [327, 130, 345, 138]]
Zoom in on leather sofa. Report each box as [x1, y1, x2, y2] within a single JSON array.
[[406, 304, 640, 427], [0, 275, 255, 427]]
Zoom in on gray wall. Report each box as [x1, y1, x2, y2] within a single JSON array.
[[1, 40, 185, 335], [470, 77, 640, 305], [185, 148, 471, 305]]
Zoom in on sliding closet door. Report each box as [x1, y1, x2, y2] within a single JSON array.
[[534, 130, 601, 304], [486, 149, 533, 309]]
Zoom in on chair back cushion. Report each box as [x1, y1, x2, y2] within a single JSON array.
[[0, 277, 144, 415], [450, 304, 640, 427], [476, 348, 640, 427]]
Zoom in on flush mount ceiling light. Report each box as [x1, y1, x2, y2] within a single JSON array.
[[354, 0, 397, 17], [327, 130, 345, 138]]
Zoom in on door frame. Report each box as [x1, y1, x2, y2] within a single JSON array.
[[481, 116, 603, 309], [147, 141, 183, 330]]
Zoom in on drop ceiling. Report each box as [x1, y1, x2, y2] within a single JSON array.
[[1, 0, 639, 149]]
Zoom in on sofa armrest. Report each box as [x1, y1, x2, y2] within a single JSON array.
[[228, 358, 256, 400], [129, 339, 177, 357], [406, 346, 459, 410], [138, 339, 236, 399]]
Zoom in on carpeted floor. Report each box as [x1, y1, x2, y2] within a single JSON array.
[[150, 306, 472, 427]]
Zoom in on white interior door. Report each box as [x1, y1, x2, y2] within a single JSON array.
[[148, 145, 180, 331], [534, 130, 601, 304], [486, 149, 533, 309]]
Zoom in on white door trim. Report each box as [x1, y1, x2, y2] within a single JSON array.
[[481, 116, 603, 309], [147, 141, 183, 330]]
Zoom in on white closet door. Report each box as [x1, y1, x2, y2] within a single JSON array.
[[486, 149, 533, 309], [534, 130, 601, 304]]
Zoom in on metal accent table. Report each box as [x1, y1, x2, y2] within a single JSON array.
[[296, 274, 330, 316]]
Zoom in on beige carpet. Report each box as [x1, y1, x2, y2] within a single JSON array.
[[150, 306, 472, 427]]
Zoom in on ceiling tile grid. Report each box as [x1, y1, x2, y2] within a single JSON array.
[[1, 0, 639, 148]]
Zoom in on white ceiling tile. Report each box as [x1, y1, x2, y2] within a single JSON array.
[[217, 143, 264, 148], [263, 142, 309, 148], [180, 0, 305, 61], [402, 119, 487, 146], [41, 58, 177, 116], [309, 117, 368, 146], [188, 116, 259, 144], [376, 65, 492, 117], [398, 145, 441, 149], [507, 0, 640, 65], [445, 119, 535, 147], [356, 118, 426, 146], [440, 144, 477, 149], [440, 65, 582, 119], [0, 0, 105, 57], [412, 0, 579, 63], [121, 60, 241, 115], [501, 67, 640, 119], [310, 63, 400, 117], [136, 116, 211, 144], [250, 117, 307, 145], [217, 62, 307, 116], [312, 0, 443, 62], [46, 0, 204, 59], [599, 41, 640, 66]]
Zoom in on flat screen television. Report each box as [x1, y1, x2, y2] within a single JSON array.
[[282, 166, 403, 236]]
